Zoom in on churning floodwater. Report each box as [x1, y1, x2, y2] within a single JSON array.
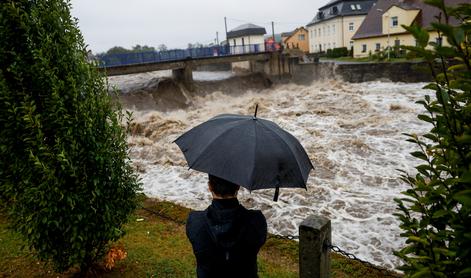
[[109, 71, 431, 270]]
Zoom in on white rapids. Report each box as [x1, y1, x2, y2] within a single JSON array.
[[111, 72, 432, 270]]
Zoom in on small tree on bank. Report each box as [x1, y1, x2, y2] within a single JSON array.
[[0, 0, 140, 273], [395, 0, 471, 277]]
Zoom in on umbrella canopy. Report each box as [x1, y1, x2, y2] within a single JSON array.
[[174, 109, 314, 200]]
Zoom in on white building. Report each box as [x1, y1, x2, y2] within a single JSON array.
[[227, 23, 267, 54], [306, 0, 377, 53]]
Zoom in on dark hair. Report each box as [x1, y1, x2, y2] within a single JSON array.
[[208, 174, 240, 197]]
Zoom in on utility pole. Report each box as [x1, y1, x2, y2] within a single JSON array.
[[271, 21, 276, 51], [272, 21, 275, 42], [224, 17, 228, 43]]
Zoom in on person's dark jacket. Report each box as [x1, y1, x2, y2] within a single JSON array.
[[186, 198, 267, 278]]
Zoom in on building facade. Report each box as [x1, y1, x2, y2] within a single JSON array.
[[283, 27, 310, 53], [306, 0, 377, 53], [352, 0, 464, 57], [227, 23, 267, 54]]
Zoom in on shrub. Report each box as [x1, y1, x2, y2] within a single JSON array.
[[0, 0, 140, 273], [395, 1, 471, 277], [326, 47, 349, 58]]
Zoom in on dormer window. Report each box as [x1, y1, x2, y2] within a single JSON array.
[[332, 6, 338, 14], [356, 4, 361, 9], [350, 4, 356, 10]]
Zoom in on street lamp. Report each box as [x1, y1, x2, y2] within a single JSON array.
[[377, 8, 390, 60]]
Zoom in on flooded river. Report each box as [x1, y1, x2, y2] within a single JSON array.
[[109, 71, 431, 269]]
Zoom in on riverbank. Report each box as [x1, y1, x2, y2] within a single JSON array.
[[0, 198, 401, 277]]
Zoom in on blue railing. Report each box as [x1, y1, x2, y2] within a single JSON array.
[[96, 43, 280, 68]]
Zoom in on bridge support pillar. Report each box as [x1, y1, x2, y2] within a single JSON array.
[[172, 66, 194, 91]]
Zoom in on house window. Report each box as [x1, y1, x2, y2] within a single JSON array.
[[233, 39, 236, 46], [332, 24, 335, 34], [394, 39, 401, 47], [327, 26, 330, 36], [332, 6, 338, 14], [391, 16, 398, 27], [323, 26, 325, 36], [333, 42, 336, 48], [356, 4, 361, 10], [314, 30, 316, 37], [318, 28, 321, 36], [350, 4, 356, 10], [328, 43, 331, 49], [375, 43, 381, 51], [242, 38, 245, 46], [349, 22, 354, 31], [436, 37, 443, 46], [299, 34, 305, 41], [362, 44, 367, 53]]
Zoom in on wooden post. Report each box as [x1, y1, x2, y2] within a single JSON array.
[[299, 215, 331, 278]]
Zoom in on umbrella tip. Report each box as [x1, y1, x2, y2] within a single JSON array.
[[254, 104, 258, 118]]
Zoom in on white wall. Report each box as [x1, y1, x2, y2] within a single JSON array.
[[228, 35, 265, 54], [307, 15, 365, 53]]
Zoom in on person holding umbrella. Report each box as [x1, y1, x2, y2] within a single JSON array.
[[175, 105, 313, 277], [185, 174, 267, 278]]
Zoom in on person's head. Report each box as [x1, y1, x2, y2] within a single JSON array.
[[208, 174, 240, 199]]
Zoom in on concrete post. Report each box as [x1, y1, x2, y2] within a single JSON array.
[[299, 215, 331, 278], [172, 65, 194, 91]]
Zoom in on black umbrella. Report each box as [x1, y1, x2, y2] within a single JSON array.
[[174, 105, 314, 201]]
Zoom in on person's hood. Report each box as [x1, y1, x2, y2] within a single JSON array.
[[205, 198, 246, 249]]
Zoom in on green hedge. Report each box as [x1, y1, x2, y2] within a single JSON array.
[[326, 47, 350, 58]]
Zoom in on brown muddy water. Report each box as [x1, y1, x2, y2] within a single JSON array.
[[108, 70, 431, 270]]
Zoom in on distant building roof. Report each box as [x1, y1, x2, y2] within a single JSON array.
[[281, 30, 295, 37], [227, 23, 267, 39], [306, 0, 377, 26], [352, 0, 465, 40], [282, 27, 308, 42]]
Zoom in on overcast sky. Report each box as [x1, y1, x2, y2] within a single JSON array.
[[70, 0, 322, 53]]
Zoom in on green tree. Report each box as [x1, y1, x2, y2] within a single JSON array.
[[395, 1, 471, 277], [0, 0, 140, 274], [132, 44, 155, 52], [106, 46, 130, 55], [158, 44, 168, 52]]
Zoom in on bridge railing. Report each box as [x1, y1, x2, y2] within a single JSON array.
[[96, 43, 280, 68]]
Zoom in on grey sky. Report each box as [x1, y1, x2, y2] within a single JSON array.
[[70, 0, 322, 53]]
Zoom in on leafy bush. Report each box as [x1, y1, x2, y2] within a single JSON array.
[[0, 0, 140, 273], [326, 47, 350, 58], [395, 1, 471, 277]]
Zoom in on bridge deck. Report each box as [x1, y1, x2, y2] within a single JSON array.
[[100, 52, 272, 76]]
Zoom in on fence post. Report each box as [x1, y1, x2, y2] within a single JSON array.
[[299, 215, 331, 278]]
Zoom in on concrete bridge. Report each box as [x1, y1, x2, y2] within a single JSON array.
[[99, 47, 297, 90]]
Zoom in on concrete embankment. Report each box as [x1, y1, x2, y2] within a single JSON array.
[[285, 61, 432, 84]]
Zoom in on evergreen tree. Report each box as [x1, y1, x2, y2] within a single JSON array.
[[0, 0, 140, 273]]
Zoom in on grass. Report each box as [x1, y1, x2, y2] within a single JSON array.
[[0, 198, 401, 277]]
